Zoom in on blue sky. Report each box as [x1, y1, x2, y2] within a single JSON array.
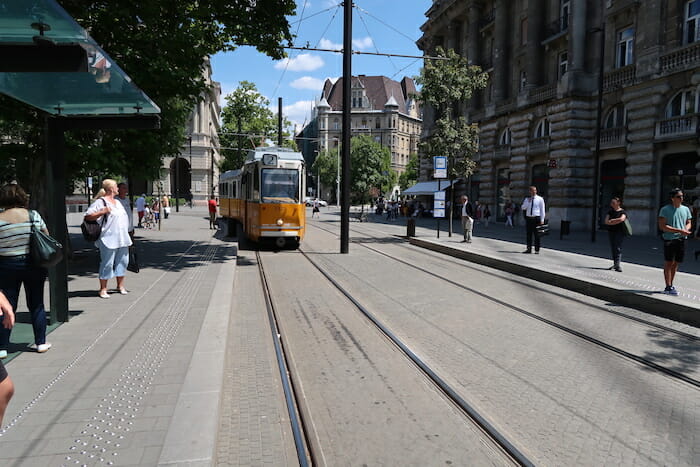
[[211, 0, 431, 132]]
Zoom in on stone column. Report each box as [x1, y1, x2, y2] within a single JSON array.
[[526, 0, 545, 87], [570, 0, 587, 73], [493, 0, 509, 102]]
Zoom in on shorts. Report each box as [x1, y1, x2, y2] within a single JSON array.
[[0, 360, 7, 383], [663, 239, 686, 262]]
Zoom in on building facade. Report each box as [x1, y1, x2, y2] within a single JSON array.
[[418, 0, 700, 234], [158, 59, 222, 205], [296, 75, 422, 199]]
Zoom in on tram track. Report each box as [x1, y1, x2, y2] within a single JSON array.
[[307, 221, 700, 390]]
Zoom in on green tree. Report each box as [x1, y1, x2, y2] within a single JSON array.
[[311, 147, 339, 202], [350, 135, 394, 207], [398, 153, 419, 190], [0, 0, 296, 197], [219, 81, 296, 173], [415, 47, 488, 231]]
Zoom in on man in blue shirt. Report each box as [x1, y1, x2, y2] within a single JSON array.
[[658, 188, 693, 296]]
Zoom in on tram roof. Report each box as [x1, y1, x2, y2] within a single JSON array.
[[246, 146, 304, 162]]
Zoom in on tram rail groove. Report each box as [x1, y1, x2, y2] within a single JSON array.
[[323, 231, 700, 389], [310, 222, 699, 342], [298, 248, 534, 467], [255, 251, 313, 467]]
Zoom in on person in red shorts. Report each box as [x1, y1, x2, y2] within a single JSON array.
[[208, 196, 218, 230]]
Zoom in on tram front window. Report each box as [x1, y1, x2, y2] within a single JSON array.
[[261, 169, 300, 203]]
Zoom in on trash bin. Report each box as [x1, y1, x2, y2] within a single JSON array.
[[560, 220, 571, 239], [407, 218, 416, 237]]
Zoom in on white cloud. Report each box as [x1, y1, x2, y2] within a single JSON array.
[[352, 36, 374, 50], [290, 76, 324, 90], [319, 38, 342, 51], [281, 100, 316, 129], [274, 53, 324, 72]]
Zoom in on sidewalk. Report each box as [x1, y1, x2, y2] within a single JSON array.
[[354, 208, 700, 327], [0, 208, 237, 466]]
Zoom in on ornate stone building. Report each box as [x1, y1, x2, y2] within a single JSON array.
[[418, 0, 700, 234], [158, 59, 221, 204], [296, 75, 422, 198]]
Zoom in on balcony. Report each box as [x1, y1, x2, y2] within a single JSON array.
[[599, 127, 626, 149], [528, 83, 557, 104], [528, 136, 551, 154], [543, 15, 569, 44], [603, 65, 636, 92], [654, 115, 698, 140], [660, 42, 700, 74]]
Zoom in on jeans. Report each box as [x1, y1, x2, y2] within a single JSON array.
[[608, 230, 625, 264], [0, 256, 48, 348], [97, 242, 129, 280]]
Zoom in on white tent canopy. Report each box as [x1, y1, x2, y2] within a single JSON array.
[[402, 180, 456, 195]]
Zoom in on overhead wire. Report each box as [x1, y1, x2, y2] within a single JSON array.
[[354, 4, 398, 74], [271, 0, 311, 100]]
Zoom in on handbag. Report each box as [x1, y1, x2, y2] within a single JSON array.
[[127, 245, 140, 273], [29, 210, 63, 268], [622, 218, 633, 236], [81, 199, 108, 242], [535, 223, 550, 237]]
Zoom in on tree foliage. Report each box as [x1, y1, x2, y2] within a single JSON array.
[[311, 147, 339, 201], [415, 46, 488, 180], [349, 135, 394, 205], [219, 81, 296, 173], [398, 153, 419, 190], [0, 0, 296, 196]]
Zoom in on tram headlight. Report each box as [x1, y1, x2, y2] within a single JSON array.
[[276, 218, 284, 226]]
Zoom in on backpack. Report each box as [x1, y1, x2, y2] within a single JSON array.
[[81, 199, 108, 242]]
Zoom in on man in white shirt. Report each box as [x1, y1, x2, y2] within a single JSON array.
[[117, 183, 134, 237], [521, 186, 546, 254], [135, 194, 147, 228], [460, 195, 473, 243]]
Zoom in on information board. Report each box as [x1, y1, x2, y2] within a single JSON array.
[[433, 190, 445, 218], [433, 156, 447, 179]]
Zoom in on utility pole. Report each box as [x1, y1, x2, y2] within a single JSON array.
[[278, 97, 283, 147], [340, 0, 352, 254]]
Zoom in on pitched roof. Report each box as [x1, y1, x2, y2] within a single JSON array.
[[321, 75, 418, 114]]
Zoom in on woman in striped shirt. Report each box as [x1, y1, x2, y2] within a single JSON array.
[[0, 184, 52, 358]]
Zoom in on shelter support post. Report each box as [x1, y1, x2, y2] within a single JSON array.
[[45, 118, 69, 323]]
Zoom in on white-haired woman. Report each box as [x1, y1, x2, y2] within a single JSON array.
[[84, 179, 132, 298]]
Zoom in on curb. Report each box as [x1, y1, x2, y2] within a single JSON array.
[[409, 237, 700, 328]]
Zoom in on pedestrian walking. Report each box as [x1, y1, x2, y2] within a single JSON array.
[[151, 198, 160, 222], [483, 204, 491, 227], [162, 194, 171, 219], [504, 201, 514, 227], [312, 198, 320, 218], [604, 196, 627, 272], [116, 183, 134, 237], [460, 195, 473, 243], [658, 188, 693, 295], [85, 179, 133, 299], [135, 194, 146, 228], [0, 184, 53, 356], [208, 196, 218, 229], [0, 290, 15, 427], [521, 186, 546, 254]]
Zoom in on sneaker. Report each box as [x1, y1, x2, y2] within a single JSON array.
[[118, 288, 128, 295], [37, 343, 52, 353], [0, 350, 7, 359], [522, 250, 532, 254], [668, 286, 679, 296], [99, 290, 110, 299]]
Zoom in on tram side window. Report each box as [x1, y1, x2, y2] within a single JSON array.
[[253, 170, 260, 200], [261, 169, 300, 203]]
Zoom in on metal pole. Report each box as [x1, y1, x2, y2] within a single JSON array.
[[336, 139, 340, 208], [278, 97, 283, 147], [340, 0, 352, 253], [174, 151, 179, 213], [437, 178, 441, 238], [591, 3, 605, 243]]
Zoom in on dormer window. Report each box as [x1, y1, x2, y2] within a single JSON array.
[[352, 89, 367, 108]]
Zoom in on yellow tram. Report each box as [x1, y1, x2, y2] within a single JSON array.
[[219, 147, 306, 248]]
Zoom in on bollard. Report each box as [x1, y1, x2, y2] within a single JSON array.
[[560, 220, 571, 239], [407, 218, 416, 237]]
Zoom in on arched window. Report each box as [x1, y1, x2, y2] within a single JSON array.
[[499, 127, 512, 145], [533, 118, 551, 138], [604, 104, 626, 128], [666, 89, 698, 117]]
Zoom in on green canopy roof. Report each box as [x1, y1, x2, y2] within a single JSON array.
[[0, 0, 160, 117]]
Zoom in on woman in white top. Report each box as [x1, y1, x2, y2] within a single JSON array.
[[85, 179, 132, 299]]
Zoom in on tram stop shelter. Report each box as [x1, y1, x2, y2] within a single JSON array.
[[0, 0, 160, 323]]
